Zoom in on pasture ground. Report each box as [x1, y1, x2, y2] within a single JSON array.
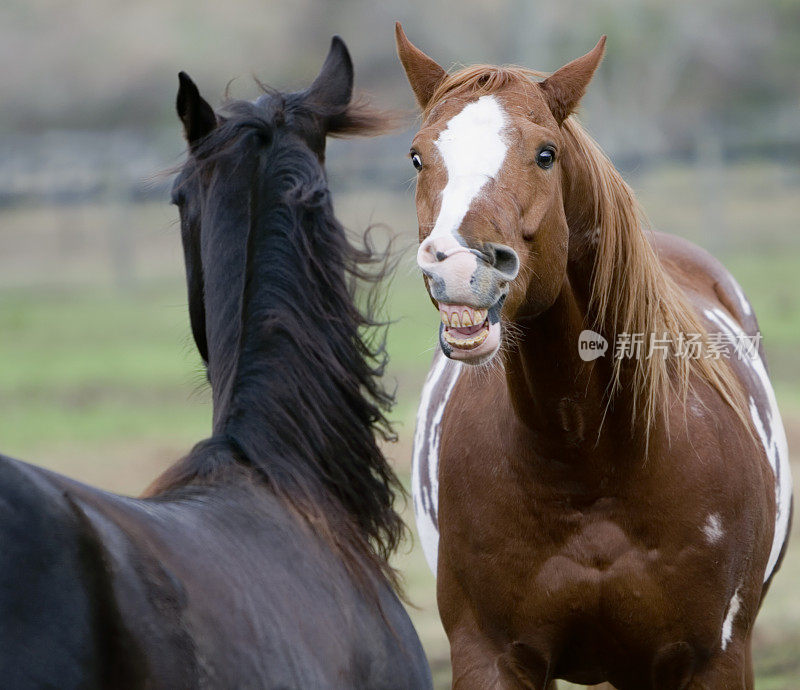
[[1, 162, 798, 688]]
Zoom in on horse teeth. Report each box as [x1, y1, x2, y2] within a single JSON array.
[[439, 305, 487, 330], [442, 326, 489, 350]]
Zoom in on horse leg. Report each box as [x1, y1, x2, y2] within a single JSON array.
[[683, 639, 749, 690], [743, 634, 755, 690], [449, 645, 503, 689], [447, 614, 503, 689], [449, 622, 553, 689]]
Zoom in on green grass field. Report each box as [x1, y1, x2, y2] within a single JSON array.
[[0, 162, 798, 687]]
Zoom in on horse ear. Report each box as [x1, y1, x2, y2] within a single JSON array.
[[540, 36, 606, 125], [176, 72, 217, 148], [306, 36, 354, 111], [395, 22, 447, 109]]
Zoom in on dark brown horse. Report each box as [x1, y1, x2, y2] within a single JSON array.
[[396, 24, 791, 689], [0, 37, 432, 689]]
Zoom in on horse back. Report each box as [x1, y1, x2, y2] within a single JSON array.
[[4, 459, 429, 689], [652, 232, 759, 336], [653, 231, 792, 588]]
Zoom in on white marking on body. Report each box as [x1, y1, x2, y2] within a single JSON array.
[[411, 354, 463, 577], [412, 355, 448, 474], [721, 586, 742, 651], [703, 513, 724, 544], [411, 357, 447, 574], [730, 277, 753, 317], [429, 95, 508, 243], [704, 307, 791, 582]]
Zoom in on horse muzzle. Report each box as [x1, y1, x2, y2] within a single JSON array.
[[417, 237, 519, 363]]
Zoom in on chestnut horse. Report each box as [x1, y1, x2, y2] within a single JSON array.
[[0, 38, 432, 689], [397, 24, 791, 690]]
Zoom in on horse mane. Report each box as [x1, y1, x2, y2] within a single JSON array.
[[150, 93, 405, 588], [425, 65, 752, 443]]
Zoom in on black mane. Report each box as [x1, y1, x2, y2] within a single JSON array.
[[157, 93, 404, 584]]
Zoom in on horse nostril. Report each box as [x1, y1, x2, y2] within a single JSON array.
[[485, 243, 520, 280], [417, 237, 438, 266], [435, 251, 447, 262]]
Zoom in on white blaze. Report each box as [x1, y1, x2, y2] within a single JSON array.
[[430, 96, 508, 242]]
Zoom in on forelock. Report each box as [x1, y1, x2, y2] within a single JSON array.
[[424, 64, 547, 120]]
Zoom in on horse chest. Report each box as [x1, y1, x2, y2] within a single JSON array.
[[439, 497, 728, 680], [433, 421, 744, 656]]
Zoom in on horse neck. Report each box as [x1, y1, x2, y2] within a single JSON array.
[[504, 279, 617, 455], [211, 202, 303, 453], [502, 142, 631, 455], [202, 177, 378, 472]]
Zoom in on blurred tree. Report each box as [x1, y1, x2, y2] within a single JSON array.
[[0, 0, 797, 158]]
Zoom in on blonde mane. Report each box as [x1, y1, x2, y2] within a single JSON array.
[[425, 65, 752, 442]]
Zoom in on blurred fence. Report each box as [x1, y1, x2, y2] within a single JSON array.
[[0, 111, 798, 295]]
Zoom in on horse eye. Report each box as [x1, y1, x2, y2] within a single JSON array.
[[536, 147, 555, 170], [411, 152, 423, 171]]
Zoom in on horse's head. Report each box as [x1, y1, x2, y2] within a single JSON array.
[[171, 36, 384, 368], [396, 24, 605, 364]]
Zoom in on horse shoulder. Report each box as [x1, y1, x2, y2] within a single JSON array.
[[41, 470, 199, 686], [0, 456, 153, 689]]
